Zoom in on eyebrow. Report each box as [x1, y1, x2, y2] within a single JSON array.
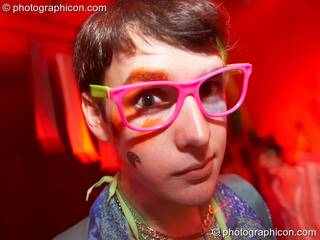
[[124, 68, 170, 85]]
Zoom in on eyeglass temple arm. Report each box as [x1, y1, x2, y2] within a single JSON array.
[[215, 37, 227, 62], [89, 84, 111, 99]]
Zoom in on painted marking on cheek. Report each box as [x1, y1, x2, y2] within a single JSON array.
[[127, 151, 141, 168], [141, 117, 163, 128]]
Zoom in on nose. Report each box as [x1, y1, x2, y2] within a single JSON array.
[[173, 96, 210, 152]]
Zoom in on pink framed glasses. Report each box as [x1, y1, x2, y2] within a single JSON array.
[[90, 63, 252, 132]]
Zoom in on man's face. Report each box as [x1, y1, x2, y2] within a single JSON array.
[[103, 34, 227, 206]]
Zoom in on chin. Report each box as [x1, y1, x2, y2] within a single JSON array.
[[169, 171, 219, 206]]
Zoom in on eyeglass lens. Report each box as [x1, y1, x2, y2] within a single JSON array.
[[121, 68, 245, 129]]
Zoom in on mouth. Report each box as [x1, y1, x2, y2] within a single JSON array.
[[173, 154, 216, 181]]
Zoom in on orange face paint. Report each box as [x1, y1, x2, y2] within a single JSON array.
[[112, 68, 170, 132], [126, 68, 169, 84], [111, 105, 124, 131], [141, 117, 163, 128], [137, 118, 164, 141]]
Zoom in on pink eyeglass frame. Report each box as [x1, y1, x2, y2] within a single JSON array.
[[90, 63, 252, 132]]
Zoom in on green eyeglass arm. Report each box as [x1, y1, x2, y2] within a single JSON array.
[[215, 37, 227, 62], [89, 84, 111, 99]]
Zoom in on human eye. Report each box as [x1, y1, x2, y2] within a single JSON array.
[[136, 93, 161, 108], [134, 88, 171, 110], [200, 73, 225, 99]]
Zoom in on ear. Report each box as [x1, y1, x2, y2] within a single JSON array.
[[81, 92, 109, 142]]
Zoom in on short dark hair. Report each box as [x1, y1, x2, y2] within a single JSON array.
[[73, 0, 229, 92]]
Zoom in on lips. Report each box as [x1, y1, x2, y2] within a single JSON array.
[[174, 158, 211, 175], [172, 154, 216, 181]]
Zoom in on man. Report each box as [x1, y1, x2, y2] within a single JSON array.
[[55, 0, 273, 239]]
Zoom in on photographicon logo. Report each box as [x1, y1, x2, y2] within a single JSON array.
[[2, 3, 10, 12], [1, 3, 109, 13]]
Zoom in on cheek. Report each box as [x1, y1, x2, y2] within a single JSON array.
[[110, 107, 124, 131], [131, 141, 168, 169], [219, 128, 227, 148], [210, 120, 227, 146], [117, 132, 173, 180], [208, 123, 227, 166]]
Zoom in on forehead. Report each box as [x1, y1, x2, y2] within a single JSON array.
[[104, 33, 224, 87]]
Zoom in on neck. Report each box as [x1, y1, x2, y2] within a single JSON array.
[[118, 172, 209, 237]]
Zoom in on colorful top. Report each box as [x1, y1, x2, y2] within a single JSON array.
[[88, 180, 274, 240]]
